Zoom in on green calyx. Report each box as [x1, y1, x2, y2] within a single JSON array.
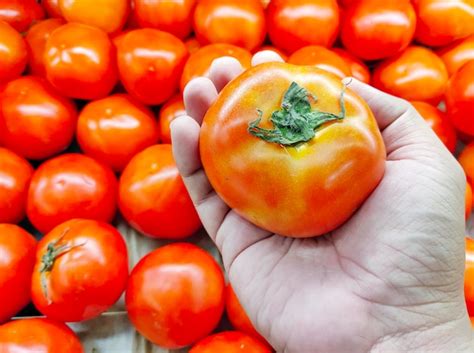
[[248, 82, 346, 146]]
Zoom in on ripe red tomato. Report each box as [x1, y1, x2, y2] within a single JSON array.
[[0, 224, 36, 323], [372, 46, 448, 104], [158, 95, 186, 144], [445, 61, 474, 138], [44, 23, 118, 100], [410, 101, 457, 153], [180, 43, 252, 91], [0, 76, 77, 160], [185, 37, 201, 54], [0, 21, 27, 83], [0, 148, 33, 224], [200, 62, 386, 237], [341, 0, 416, 61], [288, 45, 351, 79], [190, 331, 272, 353], [437, 35, 474, 76], [267, 0, 340, 54], [0, 0, 44, 32], [465, 237, 474, 316], [116, 29, 188, 105], [333, 48, 371, 84], [0, 318, 84, 353], [27, 154, 117, 234], [467, 182, 472, 219], [126, 243, 225, 348], [134, 0, 197, 39], [414, 0, 474, 47], [42, 0, 62, 18], [459, 143, 474, 185]]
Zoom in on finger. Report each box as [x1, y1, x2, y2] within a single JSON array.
[[183, 77, 218, 124], [209, 56, 244, 92], [251, 50, 284, 66]]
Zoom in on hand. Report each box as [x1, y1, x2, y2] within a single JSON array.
[[171, 52, 473, 353]]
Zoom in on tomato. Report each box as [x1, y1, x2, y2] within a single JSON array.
[[465, 237, 474, 316], [185, 37, 201, 54], [0, 318, 83, 353], [288, 45, 351, 79], [180, 43, 252, 91], [460, 143, 474, 185], [467, 182, 473, 220], [267, 0, 340, 54], [200, 62, 386, 237], [445, 61, 474, 138], [255, 45, 288, 61], [0, 224, 36, 323], [27, 154, 117, 234], [438, 35, 474, 76], [372, 46, 448, 105], [190, 332, 272, 353], [42, 0, 62, 18], [332, 48, 371, 84], [0, 76, 77, 160], [44, 23, 118, 100], [0, 148, 33, 224], [411, 101, 457, 153], [126, 243, 224, 348], [116, 29, 188, 105], [158, 95, 186, 144], [341, 0, 416, 61], [0, 21, 27, 83], [0, 0, 44, 32]]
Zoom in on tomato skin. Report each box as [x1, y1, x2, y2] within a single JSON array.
[[267, 0, 340, 54], [467, 182, 473, 220], [201, 62, 386, 237], [437, 35, 474, 76], [465, 237, 474, 316], [0, 0, 45, 32], [126, 243, 225, 349], [185, 37, 201, 54], [190, 331, 272, 353], [42, 0, 62, 18], [0, 21, 27, 84], [460, 143, 474, 185], [0, 148, 33, 224], [158, 95, 186, 144], [0, 76, 77, 160], [332, 48, 370, 84], [44, 23, 118, 100]]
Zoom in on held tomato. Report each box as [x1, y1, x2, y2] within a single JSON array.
[[467, 182, 472, 220], [0, 224, 36, 323], [0, 0, 44, 32], [27, 154, 117, 234], [267, 0, 340, 54], [437, 35, 474, 76], [42, 0, 62, 18], [126, 243, 225, 349], [158, 95, 186, 144], [459, 143, 474, 185], [200, 62, 386, 237], [0, 21, 27, 83], [119, 145, 201, 239], [116, 29, 188, 105], [190, 331, 272, 353], [0, 76, 77, 160], [44, 23, 118, 100], [465, 237, 474, 316], [333, 48, 371, 84]]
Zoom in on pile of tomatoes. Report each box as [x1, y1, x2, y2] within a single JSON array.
[[0, 0, 473, 351]]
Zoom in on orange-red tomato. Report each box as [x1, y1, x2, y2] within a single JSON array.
[[158, 95, 186, 144], [0, 148, 33, 224], [116, 29, 188, 105], [27, 154, 117, 234], [119, 144, 201, 238], [467, 182, 473, 219], [200, 62, 386, 237], [437, 35, 474, 76], [44, 23, 118, 100], [180, 43, 252, 91], [288, 45, 351, 79], [465, 237, 474, 316], [372, 46, 448, 104], [0, 21, 27, 83], [0, 76, 77, 160], [333, 48, 371, 84], [0, 0, 44, 32], [0, 224, 36, 323], [341, 0, 416, 61], [411, 101, 457, 153], [185, 37, 201, 54], [42, 0, 62, 18], [190, 331, 272, 353], [414, 0, 474, 47], [460, 143, 474, 185], [267, 0, 340, 54], [255, 45, 288, 61], [126, 243, 225, 349], [194, 0, 266, 52]]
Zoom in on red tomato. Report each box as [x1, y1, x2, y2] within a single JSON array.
[[44, 23, 118, 100], [185, 37, 201, 54], [190, 332, 272, 353], [116, 29, 188, 105], [255, 45, 288, 61], [0, 0, 44, 32], [460, 143, 474, 185], [0, 318, 84, 353], [158, 95, 186, 144], [119, 144, 201, 238], [465, 237, 474, 316], [42, 0, 62, 18], [372, 46, 448, 104], [411, 101, 457, 153], [126, 243, 225, 348], [437, 35, 474, 76], [0, 148, 33, 224], [333, 48, 371, 84], [467, 182, 473, 219], [0, 21, 27, 83], [0, 224, 36, 323], [0, 76, 77, 160], [341, 0, 416, 60], [27, 154, 117, 234], [267, 0, 340, 54], [414, 0, 474, 47], [180, 43, 252, 91]]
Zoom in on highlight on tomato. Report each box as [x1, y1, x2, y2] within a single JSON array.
[[42, 0, 62, 18], [465, 237, 474, 316], [158, 95, 186, 144], [459, 143, 474, 185], [332, 48, 371, 84], [0, 0, 45, 32], [190, 331, 272, 353], [0, 21, 27, 83], [437, 35, 474, 76]]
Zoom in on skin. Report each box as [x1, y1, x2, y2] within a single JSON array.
[[256, 45, 288, 61], [158, 94, 186, 144], [0, 21, 27, 83], [437, 35, 474, 76], [171, 52, 474, 352], [460, 143, 474, 185], [190, 331, 272, 353], [0, 0, 44, 32], [333, 48, 371, 84]]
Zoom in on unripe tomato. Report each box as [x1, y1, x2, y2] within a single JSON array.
[[0, 0, 44, 32], [332, 48, 371, 84], [459, 143, 474, 185], [0, 21, 27, 83], [158, 95, 186, 144], [42, 0, 62, 18], [437, 35, 474, 76], [190, 331, 272, 353]]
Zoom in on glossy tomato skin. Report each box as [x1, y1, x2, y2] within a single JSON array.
[[201, 62, 386, 237], [0, 224, 36, 323], [0, 0, 45, 32], [437, 35, 474, 76], [333, 48, 370, 84], [27, 154, 117, 234], [42, 0, 62, 18], [459, 143, 474, 185], [190, 331, 272, 353], [0, 76, 77, 160], [116, 29, 188, 105], [158, 95, 186, 144], [44, 23, 118, 100], [465, 237, 474, 316], [267, 0, 340, 54], [341, 0, 416, 61], [0, 21, 27, 83], [126, 243, 225, 349], [466, 182, 472, 220], [0, 148, 33, 224]]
